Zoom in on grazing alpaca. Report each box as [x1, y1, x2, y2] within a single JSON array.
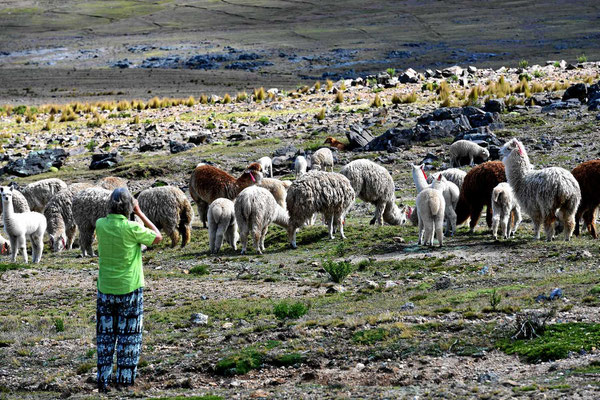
[[427, 168, 467, 190], [20, 178, 68, 212], [416, 176, 446, 247], [137, 186, 194, 248], [340, 159, 405, 225], [1, 186, 47, 263], [286, 171, 355, 248], [412, 164, 458, 235], [257, 156, 273, 178], [310, 148, 334, 172], [491, 182, 522, 240], [189, 163, 263, 228], [234, 186, 289, 254], [258, 178, 289, 209], [571, 160, 600, 238], [207, 198, 239, 253], [501, 138, 580, 241], [294, 155, 308, 178], [324, 137, 347, 151], [97, 176, 128, 190], [449, 140, 490, 167], [455, 161, 507, 232]]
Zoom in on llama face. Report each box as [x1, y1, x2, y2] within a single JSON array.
[[500, 139, 521, 160], [0, 186, 13, 204]]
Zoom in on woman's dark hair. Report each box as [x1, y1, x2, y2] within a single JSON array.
[[108, 188, 134, 217]]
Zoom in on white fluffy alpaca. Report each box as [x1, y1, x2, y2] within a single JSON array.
[[1, 186, 47, 263], [501, 138, 581, 241], [416, 176, 446, 247], [207, 198, 239, 253], [311, 148, 334, 172], [449, 140, 490, 167], [235, 186, 289, 254], [427, 168, 467, 190], [412, 164, 459, 235], [491, 182, 522, 240], [258, 156, 273, 178], [294, 155, 308, 178]]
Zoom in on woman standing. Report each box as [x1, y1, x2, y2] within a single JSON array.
[[95, 188, 162, 393]]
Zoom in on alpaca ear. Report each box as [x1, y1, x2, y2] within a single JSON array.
[[437, 175, 443, 181], [516, 141, 524, 155]]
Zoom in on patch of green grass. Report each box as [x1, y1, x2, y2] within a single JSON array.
[[258, 116, 270, 126], [503, 114, 546, 128], [577, 54, 587, 63], [273, 300, 309, 320], [513, 384, 537, 393], [323, 260, 354, 283], [272, 352, 306, 367], [76, 362, 95, 375], [497, 323, 600, 362], [149, 396, 224, 400], [54, 318, 65, 333], [518, 59, 529, 68], [189, 264, 209, 276], [0, 263, 30, 273], [215, 347, 263, 375], [353, 328, 389, 345]]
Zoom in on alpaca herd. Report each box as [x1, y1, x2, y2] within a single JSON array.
[[0, 136, 599, 262]]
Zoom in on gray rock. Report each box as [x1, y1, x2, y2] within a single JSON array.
[[477, 372, 499, 383], [434, 275, 452, 290], [399, 68, 419, 84], [1, 149, 68, 177], [400, 302, 415, 311], [169, 140, 196, 154], [347, 124, 374, 149], [442, 65, 463, 77], [484, 99, 505, 113], [139, 138, 165, 152], [562, 83, 588, 103], [89, 152, 122, 170], [190, 313, 208, 325]]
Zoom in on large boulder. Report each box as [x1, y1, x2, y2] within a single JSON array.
[[169, 140, 196, 154], [89, 152, 123, 170], [1, 149, 68, 177], [562, 83, 588, 103], [346, 124, 375, 149]]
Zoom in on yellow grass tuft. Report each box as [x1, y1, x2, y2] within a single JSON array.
[[314, 81, 321, 91], [334, 91, 344, 103], [186, 96, 196, 107], [371, 94, 382, 108], [200, 94, 208, 104], [222, 93, 232, 104], [236, 92, 248, 102], [315, 108, 326, 121], [253, 87, 266, 102], [326, 79, 334, 91]]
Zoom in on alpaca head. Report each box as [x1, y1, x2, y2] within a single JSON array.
[[244, 162, 263, 184], [480, 146, 490, 160], [500, 138, 526, 161], [49, 234, 67, 252], [324, 137, 335, 145], [431, 174, 446, 191], [0, 186, 13, 205], [411, 164, 428, 180]]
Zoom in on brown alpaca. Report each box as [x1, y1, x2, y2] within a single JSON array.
[[189, 163, 263, 228], [455, 161, 506, 232], [324, 137, 347, 151], [572, 160, 600, 238]]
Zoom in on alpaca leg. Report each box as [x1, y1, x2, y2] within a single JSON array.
[[29, 234, 37, 263], [287, 225, 298, 249], [19, 236, 27, 263], [259, 226, 269, 253], [224, 226, 236, 250], [35, 234, 44, 263], [197, 200, 209, 229], [252, 229, 262, 254], [501, 213, 511, 239], [543, 217, 555, 242], [469, 203, 484, 232], [485, 205, 493, 228], [373, 203, 384, 226], [214, 226, 227, 253], [9, 236, 18, 263], [168, 229, 180, 248], [491, 214, 500, 240], [417, 217, 424, 245], [574, 208, 583, 236], [239, 227, 249, 255], [328, 215, 335, 239], [435, 215, 444, 247], [208, 225, 217, 253], [445, 206, 456, 237], [511, 207, 522, 237], [424, 221, 433, 246], [66, 225, 77, 250], [337, 214, 346, 239], [589, 208, 598, 239], [558, 208, 576, 241], [583, 208, 597, 239]]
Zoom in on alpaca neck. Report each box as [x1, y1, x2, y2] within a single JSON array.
[[383, 200, 403, 225], [412, 168, 428, 193], [2, 197, 14, 221], [504, 151, 532, 190], [273, 206, 289, 228]]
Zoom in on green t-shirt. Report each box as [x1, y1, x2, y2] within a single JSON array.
[[96, 214, 157, 295]]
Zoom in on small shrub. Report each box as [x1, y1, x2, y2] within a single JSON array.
[[206, 122, 216, 130], [334, 90, 344, 103], [533, 70, 545, 78], [323, 260, 354, 283], [54, 318, 65, 333], [353, 328, 389, 345], [189, 265, 209, 276], [77, 362, 94, 375], [12, 105, 27, 115], [518, 59, 529, 69], [315, 108, 325, 121], [222, 93, 231, 104], [236, 92, 247, 102], [273, 300, 309, 320], [85, 139, 98, 152], [340, 82, 347, 91], [391, 93, 401, 104], [577, 54, 587, 63], [386, 68, 396, 77], [272, 352, 306, 367], [258, 116, 269, 126], [370, 94, 382, 108], [553, 61, 561, 67], [215, 347, 264, 376], [186, 96, 196, 107], [314, 81, 321, 90], [15, 116, 22, 124], [489, 289, 501, 311]]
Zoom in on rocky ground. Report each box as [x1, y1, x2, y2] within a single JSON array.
[[0, 61, 599, 399]]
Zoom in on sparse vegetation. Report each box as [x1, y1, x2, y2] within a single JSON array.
[[322, 260, 354, 283], [519, 59, 529, 69], [273, 300, 309, 320]]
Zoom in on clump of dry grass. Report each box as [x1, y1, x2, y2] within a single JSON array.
[[437, 81, 451, 104], [315, 108, 326, 121], [87, 111, 106, 128], [15, 116, 22, 124], [506, 95, 525, 107], [334, 91, 344, 103], [401, 92, 418, 104], [42, 120, 52, 131], [131, 115, 140, 125], [340, 82, 347, 91], [253, 87, 266, 102], [314, 81, 321, 91], [371, 94, 382, 108], [200, 94, 208, 104], [59, 107, 77, 122], [299, 85, 310, 94], [463, 86, 482, 106], [148, 97, 161, 109], [236, 92, 247, 102], [186, 96, 196, 107], [222, 93, 232, 104], [117, 100, 131, 111], [391, 93, 401, 105], [326, 80, 334, 91]]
